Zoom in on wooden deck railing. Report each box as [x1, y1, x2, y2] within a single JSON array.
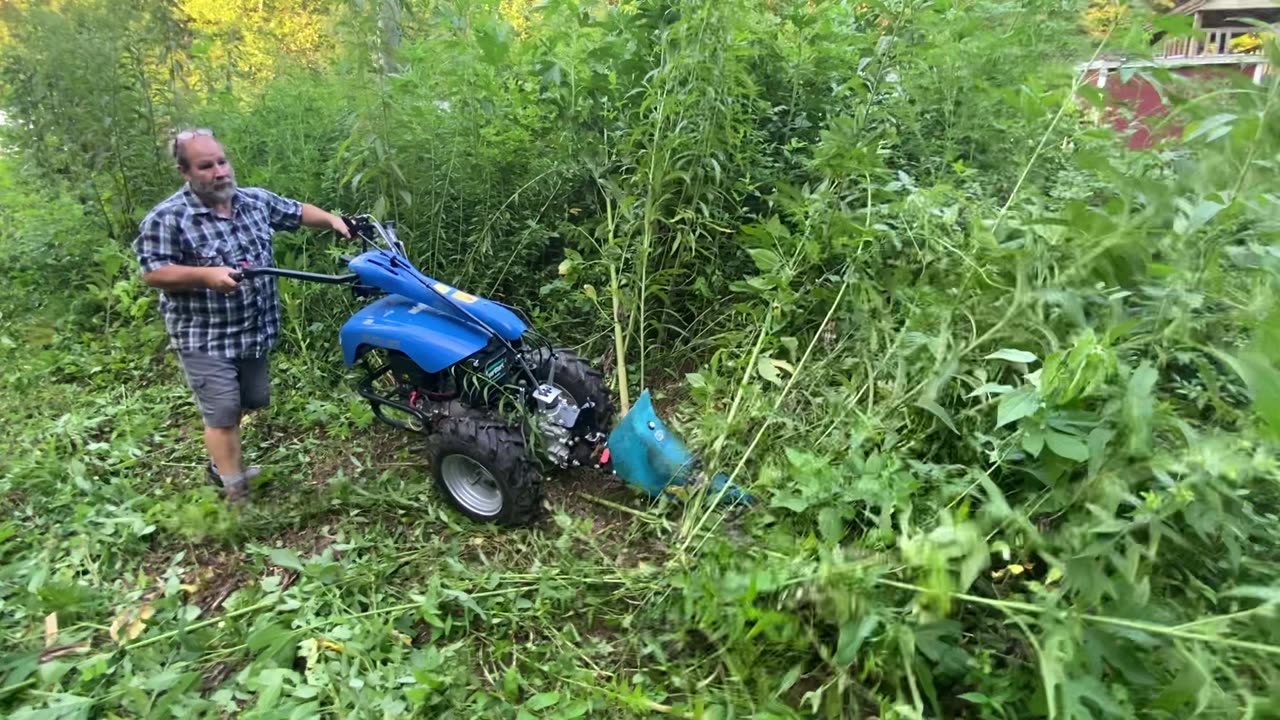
[[1159, 27, 1271, 58]]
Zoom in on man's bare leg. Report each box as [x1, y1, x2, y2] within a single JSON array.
[[204, 424, 246, 498], [204, 424, 242, 475]]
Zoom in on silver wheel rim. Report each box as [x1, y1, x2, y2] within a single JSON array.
[[441, 454, 503, 516]]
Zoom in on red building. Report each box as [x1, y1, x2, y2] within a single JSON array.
[[1080, 0, 1275, 148]]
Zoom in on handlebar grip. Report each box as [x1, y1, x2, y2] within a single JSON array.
[[342, 216, 363, 237]]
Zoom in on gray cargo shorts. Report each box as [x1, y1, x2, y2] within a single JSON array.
[[177, 350, 270, 428]]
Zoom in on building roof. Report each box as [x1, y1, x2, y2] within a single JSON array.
[[1172, 0, 1279, 13]]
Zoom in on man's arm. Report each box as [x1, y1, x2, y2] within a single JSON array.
[[134, 212, 240, 295], [300, 203, 351, 238], [142, 265, 239, 294]]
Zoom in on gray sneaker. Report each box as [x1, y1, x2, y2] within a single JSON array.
[[221, 473, 250, 504], [207, 463, 261, 489]]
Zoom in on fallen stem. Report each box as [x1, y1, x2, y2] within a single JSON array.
[[554, 673, 691, 718], [124, 596, 278, 651], [573, 491, 664, 524], [876, 579, 1280, 656]]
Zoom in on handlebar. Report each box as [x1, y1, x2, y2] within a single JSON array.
[[224, 214, 392, 286], [231, 267, 359, 284]]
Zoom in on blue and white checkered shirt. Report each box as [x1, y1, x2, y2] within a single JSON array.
[[133, 185, 303, 358]]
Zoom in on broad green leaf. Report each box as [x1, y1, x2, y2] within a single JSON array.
[[818, 507, 845, 542], [1124, 363, 1157, 456], [1173, 198, 1226, 236], [776, 664, 803, 696], [254, 668, 297, 710], [247, 622, 286, 652], [834, 615, 879, 665], [1045, 431, 1089, 462], [442, 589, 488, 620], [1021, 427, 1045, 457], [966, 383, 1013, 397], [915, 399, 959, 434], [504, 665, 522, 701], [757, 356, 784, 386], [978, 473, 1012, 519], [771, 495, 809, 513], [959, 692, 990, 704], [269, 547, 304, 572], [1088, 427, 1114, 478], [1234, 350, 1280, 438], [747, 247, 782, 273], [527, 692, 561, 710], [996, 387, 1039, 428], [140, 669, 182, 692], [985, 348, 1038, 364], [1221, 586, 1280, 603], [1184, 113, 1237, 143]]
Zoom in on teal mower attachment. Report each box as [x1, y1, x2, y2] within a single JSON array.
[[601, 390, 752, 507]]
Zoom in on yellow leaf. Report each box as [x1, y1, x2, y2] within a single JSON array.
[[1007, 564, 1025, 576], [318, 638, 345, 653], [109, 604, 155, 644]]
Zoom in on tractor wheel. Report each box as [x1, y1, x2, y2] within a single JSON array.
[[538, 349, 616, 461], [429, 417, 544, 526]]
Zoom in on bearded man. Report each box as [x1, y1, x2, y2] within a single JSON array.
[[133, 128, 350, 502]]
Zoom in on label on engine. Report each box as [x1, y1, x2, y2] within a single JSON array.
[[485, 357, 506, 379]]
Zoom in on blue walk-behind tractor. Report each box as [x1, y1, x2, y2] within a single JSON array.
[[232, 215, 740, 525]]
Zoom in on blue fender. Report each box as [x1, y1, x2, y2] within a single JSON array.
[[348, 251, 526, 342], [340, 295, 492, 372]]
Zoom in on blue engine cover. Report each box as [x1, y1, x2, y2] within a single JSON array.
[[341, 295, 491, 372], [339, 249, 528, 371], [347, 250, 526, 341]]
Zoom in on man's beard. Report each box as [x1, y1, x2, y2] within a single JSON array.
[[191, 175, 237, 205]]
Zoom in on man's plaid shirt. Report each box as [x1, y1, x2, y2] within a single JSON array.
[[133, 185, 303, 358]]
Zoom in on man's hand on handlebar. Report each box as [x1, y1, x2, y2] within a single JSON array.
[[204, 267, 241, 294]]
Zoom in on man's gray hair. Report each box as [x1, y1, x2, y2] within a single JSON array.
[[172, 128, 214, 171]]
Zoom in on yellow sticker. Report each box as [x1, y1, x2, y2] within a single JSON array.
[[452, 291, 477, 303], [433, 283, 451, 293]]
